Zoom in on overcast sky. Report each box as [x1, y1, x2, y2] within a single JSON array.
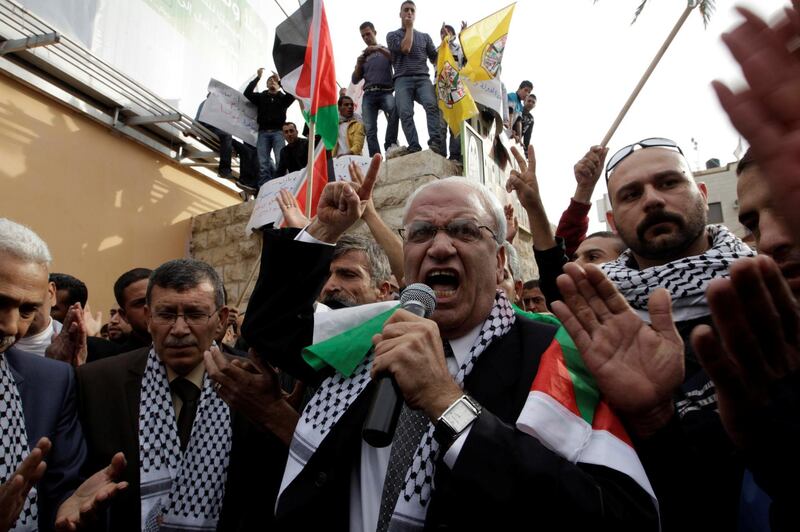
[[272, 0, 786, 230]]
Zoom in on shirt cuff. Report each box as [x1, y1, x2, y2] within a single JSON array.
[[442, 425, 473, 469], [295, 225, 336, 246]]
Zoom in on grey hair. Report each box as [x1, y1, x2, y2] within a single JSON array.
[[0, 218, 52, 265], [501, 241, 519, 279], [402, 177, 506, 246], [334, 234, 391, 287]]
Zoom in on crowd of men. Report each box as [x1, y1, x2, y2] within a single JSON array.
[[212, 0, 535, 197], [2, 2, 800, 532]]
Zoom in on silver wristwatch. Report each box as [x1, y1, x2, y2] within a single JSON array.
[[433, 394, 482, 447]]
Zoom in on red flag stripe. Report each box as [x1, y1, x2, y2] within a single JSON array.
[[530, 341, 582, 418], [295, 145, 328, 218], [591, 400, 633, 446]]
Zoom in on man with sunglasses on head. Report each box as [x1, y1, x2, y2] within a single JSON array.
[[551, 137, 756, 531], [75, 259, 290, 531], [242, 157, 658, 531]]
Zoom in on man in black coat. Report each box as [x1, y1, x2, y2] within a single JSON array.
[[243, 162, 657, 531]]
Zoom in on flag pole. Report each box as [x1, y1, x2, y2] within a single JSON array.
[[305, 120, 316, 218], [600, 2, 696, 147]]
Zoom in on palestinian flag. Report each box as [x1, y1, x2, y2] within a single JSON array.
[[273, 0, 338, 150], [294, 142, 330, 220], [302, 301, 656, 510], [513, 307, 657, 507]]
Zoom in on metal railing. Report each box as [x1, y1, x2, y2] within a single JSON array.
[[0, 0, 240, 189]]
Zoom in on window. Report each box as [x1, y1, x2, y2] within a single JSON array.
[[708, 202, 724, 224]]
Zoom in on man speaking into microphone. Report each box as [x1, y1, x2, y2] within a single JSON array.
[[243, 157, 657, 531]]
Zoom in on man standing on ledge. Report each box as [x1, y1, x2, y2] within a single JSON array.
[[386, 1, 444, 156], [244, 69, 296, 186]]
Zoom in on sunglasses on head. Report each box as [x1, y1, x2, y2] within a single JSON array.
[[605, 137, 684, 180]]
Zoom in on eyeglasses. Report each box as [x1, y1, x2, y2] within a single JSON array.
[[605, 137, 684, 180], [398, 219, 497, 244], [151, 308, 222, 327]]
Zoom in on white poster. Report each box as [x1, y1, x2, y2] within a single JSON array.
[[332, 155, 372, 183], [463, 76, 506, 119], [198, 78, 259, 146], [245, 169, 306, 233]]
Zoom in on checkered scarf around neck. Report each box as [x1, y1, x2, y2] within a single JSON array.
[[602, 224, 754, 323], [139, 348, 232, 532], [0, 355, 37, 532], [280, 290, 516, 531]]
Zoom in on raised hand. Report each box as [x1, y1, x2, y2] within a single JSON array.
[[45, 303, 87, 366], [503, 204, 518, 242], [573, 145, 608, 203], [0, 438, 50, 532], [55, 453, 128, 531], [306, 153, 380, 243], [506, 145, 541, 211], [348, 155, 381, 216], [82, 303, 103, 338], [713, 6, 800, 241], [257, 67, 264, 78], [552, 263, 684, 436], [691, 255, 800, 450], [277, 188, 310, 229]]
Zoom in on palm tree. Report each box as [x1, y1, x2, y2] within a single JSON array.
[[596, 0, 716, 27]]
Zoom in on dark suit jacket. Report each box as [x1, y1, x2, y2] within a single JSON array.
[[243, 228, 658, 531], [5, 347, 85, 532], [75, 348, 287, 532]]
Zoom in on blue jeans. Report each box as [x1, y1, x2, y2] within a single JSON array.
[[361, 90, 399, 157], [394, 75, 443, 153], [256, 130, 285, 186]]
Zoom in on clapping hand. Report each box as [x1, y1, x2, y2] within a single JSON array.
[[552, 263, 685, 437]]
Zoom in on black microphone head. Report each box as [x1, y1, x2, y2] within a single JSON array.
[[400, 283, 436, 318]]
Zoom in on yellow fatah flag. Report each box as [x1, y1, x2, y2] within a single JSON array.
[[460, 3, 515, 82], [436, 36, 478, 136]]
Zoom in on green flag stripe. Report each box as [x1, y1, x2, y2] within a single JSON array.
[[513, 306, 599, 424], [311, 104, 339, 150], [302, 306, 398, 376]]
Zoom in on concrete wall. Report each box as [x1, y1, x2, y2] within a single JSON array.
[[190, 150, 539, 311], [0, 74, 240, 316]]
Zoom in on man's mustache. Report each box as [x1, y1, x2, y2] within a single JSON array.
[[163, 338, 198, 348], [636, 211, 684, 240]]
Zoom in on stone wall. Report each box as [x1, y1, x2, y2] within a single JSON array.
[[190, 202, 261, 308], [190, 150, 538, 309]]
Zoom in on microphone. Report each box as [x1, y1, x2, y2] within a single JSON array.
[[362, 283, 436, 447]]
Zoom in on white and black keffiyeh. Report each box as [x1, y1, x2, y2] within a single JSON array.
[[280, 291, 516, 532], [602, 224, 754, 322], [139, 349, 231, 532], [0, 355, 37, 532]]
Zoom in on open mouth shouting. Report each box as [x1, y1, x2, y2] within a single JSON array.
[[425, 269, 460, 300]]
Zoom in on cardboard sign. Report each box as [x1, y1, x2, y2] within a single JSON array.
[[198, 78, 259, 146], [245, 169, 306, 232]]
